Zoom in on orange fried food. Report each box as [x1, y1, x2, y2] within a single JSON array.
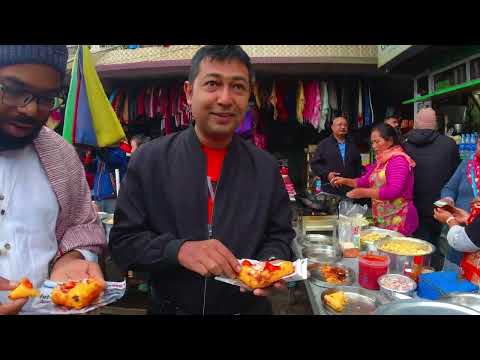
[[51, 278, 105, 309], [320, 264, 348, 285], [8, 278, 40, 300], [237, 260, 294, 289]]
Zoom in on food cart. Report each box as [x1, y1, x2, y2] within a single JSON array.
[[293, 213, 480, 315]]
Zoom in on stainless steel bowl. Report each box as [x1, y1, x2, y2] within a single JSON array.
[[299, 233, 334, 247], [375, 237, 436, 274], [378, 274, 416, 300], [360, 227, 402, 252], [302, 244, 342, 264]]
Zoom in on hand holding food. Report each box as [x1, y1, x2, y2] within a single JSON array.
[[8, 278, 40, 300], [433, 207, 454, 224], [50, 251, 105, 286], [178, 239, 241, 279], [51, 278, 105, 309], [237, 259, 294, 290], [0, 277, 30, 315]]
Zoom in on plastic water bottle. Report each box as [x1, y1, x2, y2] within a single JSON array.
[[459, 134, 465, 160], [315, 178, 322, 194], [469, 134, 476, 159]]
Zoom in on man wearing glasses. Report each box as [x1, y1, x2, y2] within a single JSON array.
[[0, 45, 106, 315]]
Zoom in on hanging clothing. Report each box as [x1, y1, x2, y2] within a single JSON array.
[[319, 81, 329, 131], [356, 81, 364, 128], [296, 81, 305, 124], [269, 81, 278, 120], [311, 81, 322, 130], [328, 81, 338, 112], [254, 83, 262, 109], [363, 83, 373, 126], [275, 81, 289, 122]]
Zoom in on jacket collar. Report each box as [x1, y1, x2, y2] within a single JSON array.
[[186, 125, 239, 155]]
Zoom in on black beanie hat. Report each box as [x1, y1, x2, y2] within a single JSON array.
[[0, 45, 68, 77]]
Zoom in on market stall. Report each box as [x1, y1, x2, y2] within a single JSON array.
[[293, 215, 480, 315]]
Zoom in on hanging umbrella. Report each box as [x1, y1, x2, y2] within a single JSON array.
[[63, 45, 126, 147]]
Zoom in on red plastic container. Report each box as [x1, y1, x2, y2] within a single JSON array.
[[358, 253, 390, 290]]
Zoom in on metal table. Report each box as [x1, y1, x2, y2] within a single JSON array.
[[292, 232, 391, 315]]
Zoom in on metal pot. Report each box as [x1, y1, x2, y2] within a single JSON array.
[[374, 237, 436, 274]]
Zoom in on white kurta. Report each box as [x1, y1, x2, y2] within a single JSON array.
[[0, 145, 59, 311]]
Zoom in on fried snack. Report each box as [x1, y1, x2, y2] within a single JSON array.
[[237, 260, 294, 289], [8, 278, 40, 300], [324, 291, 348, 312], [51, 278, 105, 309], [320, 264, 348, 285]]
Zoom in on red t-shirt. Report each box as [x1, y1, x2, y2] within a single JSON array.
[[201, 145, 228, 224]]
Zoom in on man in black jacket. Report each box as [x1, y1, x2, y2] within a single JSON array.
[[310, 115, 362, 196], [403, 107, 460, 248], [109, 46, 295, 315]]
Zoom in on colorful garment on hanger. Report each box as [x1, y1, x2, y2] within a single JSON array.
[[254, 82, 262, 109], [296, 81, 305, 124], [275, 81, 289, 122], [363, 83, 374, 126], [311, 81, 322, 130], [328, 81, 338, 112], [320, 81, 329, 131], [302, 81, 316, 125], [269, 81, 278, 120], [356, 80, 364, 128]]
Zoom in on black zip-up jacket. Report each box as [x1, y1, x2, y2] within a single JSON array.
[[403, 129, 460, 219], [310, 135, 362, 196], [109, 127, 295, 314]]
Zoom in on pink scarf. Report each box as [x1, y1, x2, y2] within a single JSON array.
[[375, 145, 416, 169]]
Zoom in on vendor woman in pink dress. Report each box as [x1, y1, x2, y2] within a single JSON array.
[[332, 123, 419, 235]]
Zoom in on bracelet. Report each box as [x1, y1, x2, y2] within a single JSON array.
[[446, 216, 455, 226]]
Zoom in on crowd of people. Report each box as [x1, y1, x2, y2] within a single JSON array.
[[0, 44, 479, 315]]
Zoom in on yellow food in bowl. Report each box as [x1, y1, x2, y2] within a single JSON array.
[[378, 238, 431, 256], [360, 232, 385, 245]]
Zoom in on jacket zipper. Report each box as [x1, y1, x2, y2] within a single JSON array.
[[203, 160, 225, 316]]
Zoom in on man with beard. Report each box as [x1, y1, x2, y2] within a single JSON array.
[[109, 45, 295, 315], [0, 45, 106, 315]]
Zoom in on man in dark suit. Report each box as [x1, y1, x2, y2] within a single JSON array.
[[310, 115, 362, 196]]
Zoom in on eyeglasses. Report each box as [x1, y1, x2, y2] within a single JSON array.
[[0, 83, 64, 111]]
